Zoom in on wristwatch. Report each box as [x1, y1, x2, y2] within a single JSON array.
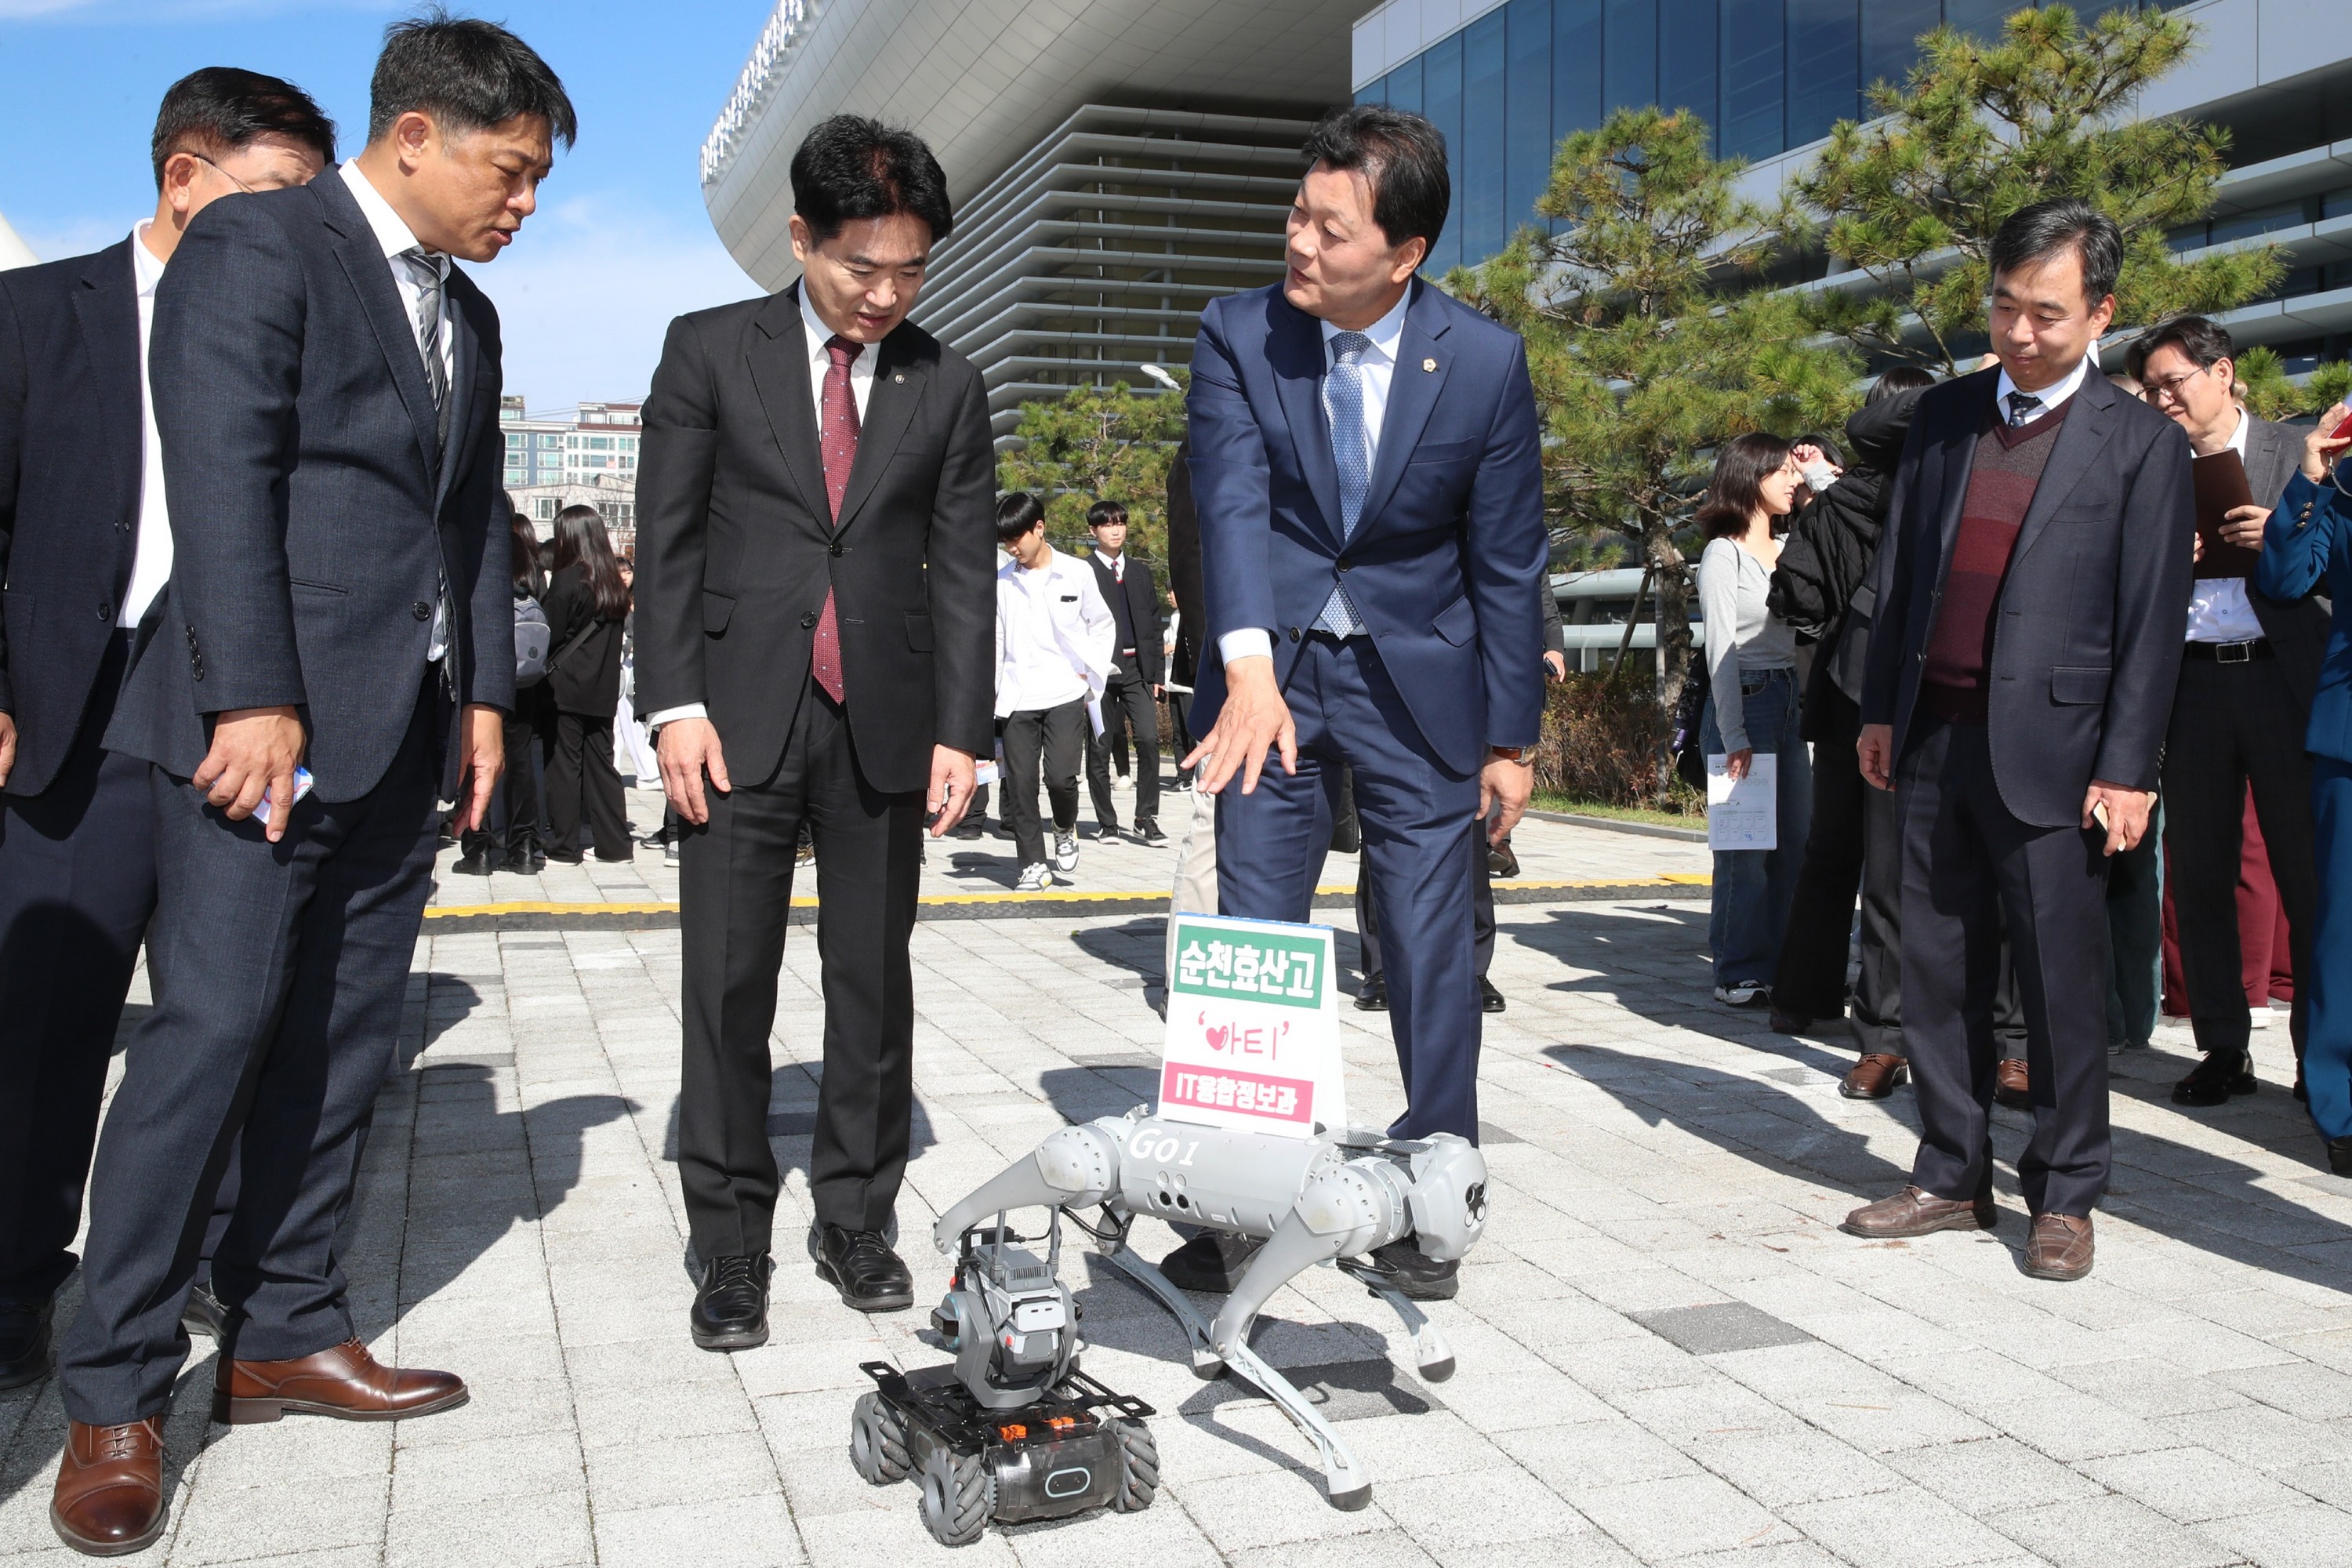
[[1489, 745, 1529, 763]]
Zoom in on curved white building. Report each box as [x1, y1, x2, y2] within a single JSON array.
[[702, 0, 1364, 434]]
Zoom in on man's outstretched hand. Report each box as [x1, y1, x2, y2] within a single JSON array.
[[1181, 656, 1296, 796]]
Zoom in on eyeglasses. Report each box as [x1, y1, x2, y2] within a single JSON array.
[[2143, 365, 2219, 405], [188, 153, 256, 194]]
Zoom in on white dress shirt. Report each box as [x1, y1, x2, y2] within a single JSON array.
[[339, 162, 453, 391], [120, 222, 173, 628], [995, 544, 1114, 717], [339, 162, 452, 662], [2185, 408, 2268, 644], [646, 287, 877, 731], [1217, 288, 1412, 669], [1992, 351, 2091, 424]]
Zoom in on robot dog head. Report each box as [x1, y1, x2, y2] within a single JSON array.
[[1403, 1136, 1490, 1263]]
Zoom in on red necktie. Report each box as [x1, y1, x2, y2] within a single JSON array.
[[813, 335, 859, 702]]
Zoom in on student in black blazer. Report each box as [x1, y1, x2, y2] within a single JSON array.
[[539, 503, 632, 862], [51, 22, 570, 1553], [1080, 499, 1168, 843], [1849, 201, 2194, 1283], [0, 70, 334, 1397]]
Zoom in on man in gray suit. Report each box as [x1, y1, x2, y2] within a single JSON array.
[[50, 18, 572, 1555], [1850, 200, 2195, 1283], [2129, 315, 2329, 1108]]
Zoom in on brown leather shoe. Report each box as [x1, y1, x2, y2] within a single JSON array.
[[1841, 1185, 1996, 1238], [1994, 1058, 2031, 1109], [213, 1338, 466, 1425], [51, 1417, 165, 1556], [1840, 1054, 1910, 1100], [2024, 1212, 2095, 1281]]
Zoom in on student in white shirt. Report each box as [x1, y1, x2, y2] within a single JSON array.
[[993, 494, 1113, 889]]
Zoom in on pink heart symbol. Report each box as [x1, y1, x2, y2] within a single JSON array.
[[1205, 1025, 1230, 1052]]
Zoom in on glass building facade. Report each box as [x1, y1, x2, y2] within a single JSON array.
[[1356, 0, 2180, 274]]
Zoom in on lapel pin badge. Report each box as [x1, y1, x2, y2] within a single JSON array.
[[894, 372, 906, 383], [1421, 357, 1437, 372]]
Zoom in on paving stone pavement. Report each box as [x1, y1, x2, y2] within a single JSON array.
[[6, 778, 2352, 1567]]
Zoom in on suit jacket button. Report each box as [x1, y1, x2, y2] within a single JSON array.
[[412, 601, 433, 620], [1337, 561, 1350, 573], [829, 542, 844, 556], [1287, 626, 1301, 642], [801, 611, 819, 629], [96, 601, 113, 621]]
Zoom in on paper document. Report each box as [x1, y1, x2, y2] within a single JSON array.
[[1706, 753, 1777, 851]]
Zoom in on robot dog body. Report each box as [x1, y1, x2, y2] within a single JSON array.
[[931, 1109, 1490, 1511]]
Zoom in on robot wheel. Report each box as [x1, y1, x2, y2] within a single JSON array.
[[919, 1444, 995, 1547], [849, 1392, 912, 1486], [1108, 1415, 1159, 1512]]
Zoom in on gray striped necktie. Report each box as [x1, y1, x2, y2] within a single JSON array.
[[1313, 329, 1375, 637], [399, 247, 449, 450]]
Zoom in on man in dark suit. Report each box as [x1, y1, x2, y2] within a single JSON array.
[[1179, 105, 1547, 1298], [1850, 200, 2194, 1283], [50, 20, 569, 1554], [0, 68, 333, 1395], [1081, 499, 1168, 844], [2126, 315, 2325, 1107], [636, 116, 995, 1347]]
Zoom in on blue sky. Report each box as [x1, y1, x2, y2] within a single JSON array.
[[0, 0, 773, 410]]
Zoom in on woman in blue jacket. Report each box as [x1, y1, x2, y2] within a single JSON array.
[[2256, 406, 2352, 1174]]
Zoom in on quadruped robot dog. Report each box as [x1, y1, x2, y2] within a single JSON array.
[[850, 1107, 1490, 1543]]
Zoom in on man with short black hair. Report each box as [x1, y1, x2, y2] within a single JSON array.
[[0, 64, 333, 1400], [637, 114, 996, 1345], [51, 16, 569, 1552], [1849, 198, 2196, 1282], [1081, 498, 1167, 844], [1178, 103, 1547, 1299], [2125, 314, 2322, 1106]]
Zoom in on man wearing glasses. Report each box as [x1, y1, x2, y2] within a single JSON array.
[[0, 67, 332, 1394], [2127, 316, 2325, 1110]]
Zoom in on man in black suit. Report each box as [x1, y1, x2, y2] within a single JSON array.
[[1080, 499, 1167, 844], [0, 69, 334, 1396], [2126, 315, 2326, 1107], [1849, 199, 2194, 1283], [51, 20, 569, 1554], [637, 117, 996, 1347]]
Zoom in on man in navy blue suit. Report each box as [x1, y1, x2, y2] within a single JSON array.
[[1178, 105, 1547, 1298]]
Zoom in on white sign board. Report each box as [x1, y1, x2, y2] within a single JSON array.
[[1162, 913, 1343, 1138], [1706, 753, 1777, 851]]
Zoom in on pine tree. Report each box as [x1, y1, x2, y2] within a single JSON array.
[[1453, 106, 1859, 774], [996, 376, 1188, 561], [1791, 4, 2282, 374]]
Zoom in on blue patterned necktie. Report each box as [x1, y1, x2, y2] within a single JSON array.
[[1314, 329, 1375, 636], [2005, 390, 2042, 428]]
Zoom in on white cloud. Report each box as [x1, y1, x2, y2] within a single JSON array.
[[458, 192, 757, 412]]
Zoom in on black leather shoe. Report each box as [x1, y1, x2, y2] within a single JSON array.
[[0, 1296, 53, 1390], [451, 850, 494, 876], [1368, 1237, 1460, 1301], [690, 1254, 773, 1351], [809, 1225, 913, 1312], [1356, 976, 1388, 1013], [182, 1281, 229, 1341], [1479, 978, 1506, 1014], [2328, 1137, 2352, 1178], [1769, 1006, 1813, 1035], [1159, 1232, 1261, 1293], [2172, 1051, 2256, 1107]]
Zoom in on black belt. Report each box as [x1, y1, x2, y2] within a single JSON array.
[[2185, 638, 2271, 662]]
